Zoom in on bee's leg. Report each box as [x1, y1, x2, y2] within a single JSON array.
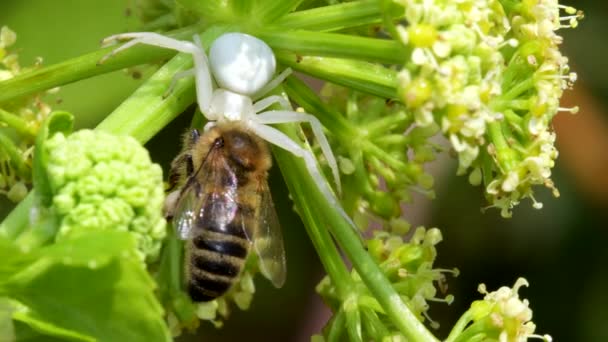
[[254, 110, 341, 195], [163, 190, 181, 219], [247, 123, 355, 231], [166, 153, 191, 192]]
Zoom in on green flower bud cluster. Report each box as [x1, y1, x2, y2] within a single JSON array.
[[321, 85, 438, 222], [392, 0, 582, 217], [317, 225, 457, 339], [462, 278, 551, 342], [0, 26, 55, 202], [44, 130, 166, 262]]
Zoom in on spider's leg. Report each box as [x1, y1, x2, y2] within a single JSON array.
[[249, 122, 356, 228], [100, 32, 214, 116], [255, 110, 341, 194], [163, 68, 195, 98], [253, 95, 291, 113], [252, 68, 293, 100]]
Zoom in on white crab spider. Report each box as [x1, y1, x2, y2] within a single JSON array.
[[101, 31, 344, 210]]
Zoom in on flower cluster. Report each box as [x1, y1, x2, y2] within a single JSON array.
[[320, 85, 438, 223], [462, 278, 551, 342], [317, 224, 457, 339], [0, 26, 54, 202], [44, 130, 166, 262], [393, 0, 582, 217]]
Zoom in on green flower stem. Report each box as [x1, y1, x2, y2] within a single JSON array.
[[375, 134, 410, 147], [360, 307, 389, 340], [445, 310, 473, 342], [282, 76, 358, 141], [365, 111, 409, 136], [362, 143, 409, 175], [0, 108, 36, 137], [503, 109, 524, 129], [451, 320, 489, 342], [256, 0, 302, 23], [276, 52, 397, 99], [140, 14, 177, 31], [0, 134, 29, 178], [344, 297, 363, 342], [276, 0, 384, 32], [497, 78, 534, 103], [272, 123, 437, 341], [326, 308, 347, 342], [487, 121, 518, 172], [260, 30, 408, 64], [0, 25, 203, 104]]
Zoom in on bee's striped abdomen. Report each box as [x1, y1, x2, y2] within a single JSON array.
[[187, 197, 258, 302]]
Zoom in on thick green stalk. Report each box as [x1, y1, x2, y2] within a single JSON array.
[[272, 123, 353, 298], [95, 53, 196, 143], [0, 25, 203, 104], [276, 52, 398, 99], [276, 0, 383, 31], [260, 30, 408, 64], [272, 123, 437, 341]]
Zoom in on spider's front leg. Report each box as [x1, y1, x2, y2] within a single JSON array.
[[99, 32, 214, 116], [248, 122, 356, 229], [253, 107, 341, 195]]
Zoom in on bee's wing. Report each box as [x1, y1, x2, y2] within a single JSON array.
[[248, 182, 286, 288], [172, 152, 239, 240], [172, 180, 203, 240]]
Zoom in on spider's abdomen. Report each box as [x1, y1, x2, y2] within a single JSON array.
[[209, 32, 276, 96]]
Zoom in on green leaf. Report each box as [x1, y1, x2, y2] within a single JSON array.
[[3, 231, 170, 342], [13, 312, 94, 342], [0, 237, 33, 281], [32, 111, 74, 207]]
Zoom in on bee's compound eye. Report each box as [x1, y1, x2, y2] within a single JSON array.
[[209, 33, 276, 96], [213, 137, 224, 148]]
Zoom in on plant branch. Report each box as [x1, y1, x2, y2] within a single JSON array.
[[272, 122, 437, 342], [260, 30, 408, 64], [0, 25, 203, 104], [276, 0, 384, 32], [276, 51, 398, 99]]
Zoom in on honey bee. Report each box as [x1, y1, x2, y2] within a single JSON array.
[[164, 122, 286, 302]]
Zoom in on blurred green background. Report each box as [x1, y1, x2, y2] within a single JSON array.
[[1, 0, 607, 341]]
